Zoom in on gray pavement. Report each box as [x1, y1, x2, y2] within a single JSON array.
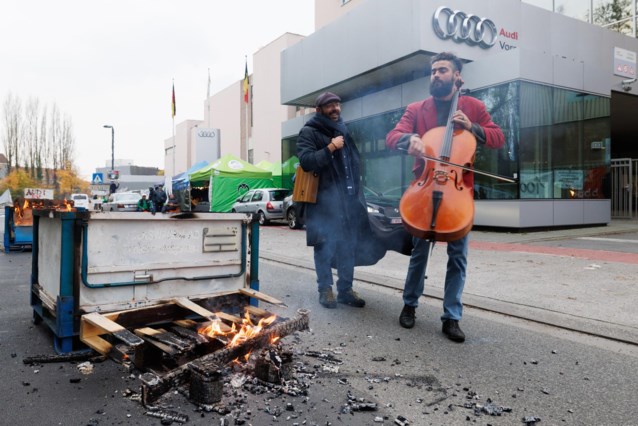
[[259, 220, 638, 346], [2, 220, 638, 425]]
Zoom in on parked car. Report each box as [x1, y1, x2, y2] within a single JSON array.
[[231, 188, 291, 225], [70, 193, 90, 210], [283, 194, 302, 229], [102, 192, 142, 212], [283, 187, 412, 254]]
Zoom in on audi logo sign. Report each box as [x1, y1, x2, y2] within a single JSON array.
[[432, 6, 498, 49], [197, 130, 217, 138]]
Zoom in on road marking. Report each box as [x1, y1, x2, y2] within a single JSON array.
[[470, 241, 638, 264], [577, 237, 638, 244]]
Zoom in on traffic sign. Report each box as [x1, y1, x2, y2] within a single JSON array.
[[92, 173, 104, 184]]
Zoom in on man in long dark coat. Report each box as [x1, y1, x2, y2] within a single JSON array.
[[296, 92, 370, 309]]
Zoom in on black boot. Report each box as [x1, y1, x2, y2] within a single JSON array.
[[442, 319, 465, 342], [319, 289, 337, 308], [399, 305, 416, 329]]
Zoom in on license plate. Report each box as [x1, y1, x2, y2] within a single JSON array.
[[390, 217, 402, 224]]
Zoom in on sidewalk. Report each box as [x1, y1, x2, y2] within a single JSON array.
[[259, 220, 638, 345]]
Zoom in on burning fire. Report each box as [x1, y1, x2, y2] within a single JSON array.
[[13, 198, 76, 222], [198, 312, 277, 350]]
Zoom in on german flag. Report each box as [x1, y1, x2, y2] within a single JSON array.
[[243, 60, 249, 104]]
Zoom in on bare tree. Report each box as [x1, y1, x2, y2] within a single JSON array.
[[2, 93, 22, 171], [23, 97, 40, 178], [48, 103, 62, 190], [1, 94, 78, 186], [60, 114, 75, 170], [38, 104, 48, 181]]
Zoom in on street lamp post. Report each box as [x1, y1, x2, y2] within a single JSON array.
[[103, 125, 114, 177]]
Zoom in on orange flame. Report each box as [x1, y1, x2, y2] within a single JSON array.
[[197, 312, 278, 362]]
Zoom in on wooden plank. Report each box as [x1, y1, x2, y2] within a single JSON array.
[[81, 335, 113, 355], [245, 305, 274, 319], [238, 288, 286, 306], [135, 327, 162, 336], [81, 312, 144, 347], [173, 319, 198, 328], [215, 311, 243, 324], [83, 312, 125, 334], [173, 297, 218, 320], [134, 328, 178, 356]]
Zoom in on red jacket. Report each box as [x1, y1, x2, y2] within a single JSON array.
[[386, 96, 505, 185]]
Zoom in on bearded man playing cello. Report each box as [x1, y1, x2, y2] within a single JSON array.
[[386, 51, 505, 342]]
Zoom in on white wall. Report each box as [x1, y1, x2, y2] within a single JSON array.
[[163, 119, 202, 176], [205, 82, 245, 159], [252, 33, 305, 165], [315, 0, 366, 30]]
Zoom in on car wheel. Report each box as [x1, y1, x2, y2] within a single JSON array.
[[287, 208, 301, 229], [258, 211, 268, 226]]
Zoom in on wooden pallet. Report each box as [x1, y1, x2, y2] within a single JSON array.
[[78, 289, 310, 405], [80, 289, 285, 359]]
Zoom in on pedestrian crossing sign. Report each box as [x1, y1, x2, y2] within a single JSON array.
[[92, 173, 104, 185]]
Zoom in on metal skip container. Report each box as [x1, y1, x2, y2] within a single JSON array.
[[30, 210, 261, 353]]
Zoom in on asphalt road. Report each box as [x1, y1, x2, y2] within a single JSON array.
[[2, 230, 638, 426]]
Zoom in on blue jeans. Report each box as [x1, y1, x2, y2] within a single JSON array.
[[314, 238, 355, 294], [402, 234, 468, 321]]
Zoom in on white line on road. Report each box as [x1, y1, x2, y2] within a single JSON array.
[[577, 237, 638, 244]]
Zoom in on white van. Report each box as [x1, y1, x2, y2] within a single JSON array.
[[70, 193, 90, 210]]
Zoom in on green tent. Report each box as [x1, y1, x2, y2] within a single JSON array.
[[255, 160, 283, 188], [281, 156, 299, 190], [189, 154, 274, 212]]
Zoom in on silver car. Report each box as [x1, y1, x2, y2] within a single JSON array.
[[103, 192, 142, 212], [231, 188, 291, 225]]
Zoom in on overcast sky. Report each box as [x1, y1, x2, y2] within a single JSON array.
[[0, 0, 315, 179]]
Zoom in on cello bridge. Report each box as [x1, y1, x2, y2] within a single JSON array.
[[433, 170, 450, 184]]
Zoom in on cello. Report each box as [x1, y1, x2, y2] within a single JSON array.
[[399, 79, 476, 242]]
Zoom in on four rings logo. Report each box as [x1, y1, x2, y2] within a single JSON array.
[[432, 6, 498, 49], [197, 130, 217, 138]]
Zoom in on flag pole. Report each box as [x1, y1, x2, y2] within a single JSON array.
[[244, 55, 249, 162], [172, 78, 176, 177], [207, 68, 211, 128]]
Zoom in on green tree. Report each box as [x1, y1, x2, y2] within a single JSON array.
[[0, 169, 39, 199], [593, 0, 634, 35]]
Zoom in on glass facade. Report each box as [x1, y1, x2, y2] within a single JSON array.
[[281, 81, 611, 202], [523, 0, 637, 36]]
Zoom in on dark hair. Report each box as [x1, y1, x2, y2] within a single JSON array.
[[431, 52, 463, 73]]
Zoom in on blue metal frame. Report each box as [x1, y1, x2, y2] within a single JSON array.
[[30, 211, 86, 353], [4, 205, 33, 252], [249, 220, 260, 306]]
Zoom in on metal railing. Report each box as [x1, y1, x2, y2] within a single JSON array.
[[610, 158, 637, 219]]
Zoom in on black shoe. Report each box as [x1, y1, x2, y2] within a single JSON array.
[[399, 305, 416, 329], [442, 319, 465, 343], [319, 289, 337, 309], [337, 289, 365, 307]]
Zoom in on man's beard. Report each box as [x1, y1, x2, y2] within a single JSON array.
[[430, 79, 454, 98]]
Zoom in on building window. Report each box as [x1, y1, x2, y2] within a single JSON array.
[[517, 82, 610, 199], [281, 81, 610, 202]]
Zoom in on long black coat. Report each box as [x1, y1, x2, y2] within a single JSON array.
[[296, 118, 366, 246]]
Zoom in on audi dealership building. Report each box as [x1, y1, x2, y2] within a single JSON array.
[[279, 0, 638, 228]]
